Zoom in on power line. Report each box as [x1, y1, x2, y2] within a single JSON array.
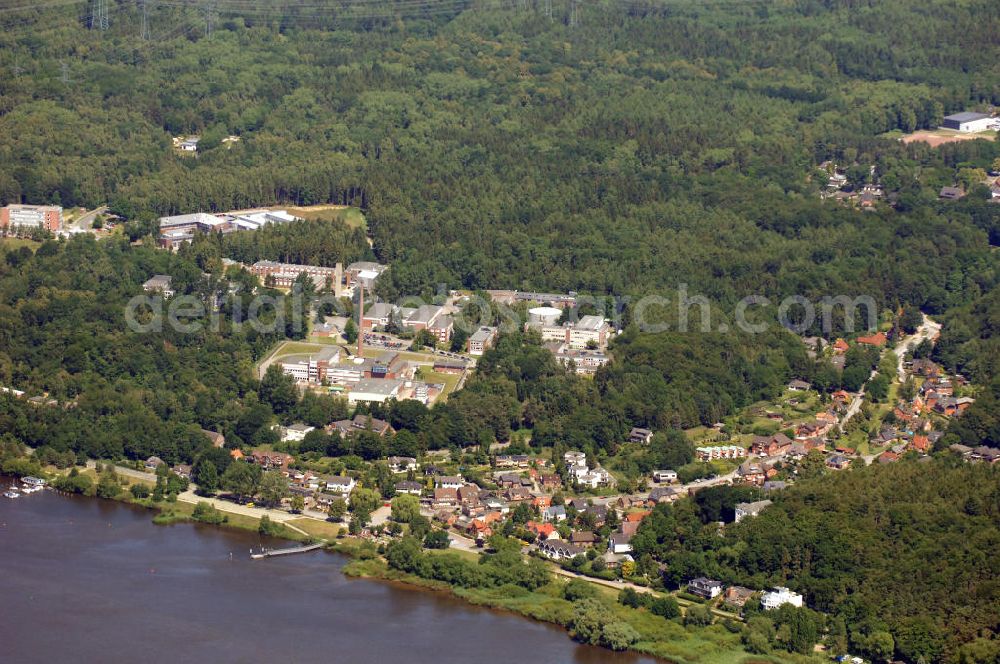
[[90, 0, 108, 29], [139, 0, 149, 39]]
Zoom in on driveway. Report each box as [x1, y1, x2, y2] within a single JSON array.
[[895, 315, 941, 381]]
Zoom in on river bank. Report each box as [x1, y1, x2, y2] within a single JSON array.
[[338, 549, 817, 664], [1, 488, 649, 664], [4, 465, 816, 664]]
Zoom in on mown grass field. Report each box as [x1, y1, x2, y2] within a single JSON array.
[[286, 205, 367, 230]]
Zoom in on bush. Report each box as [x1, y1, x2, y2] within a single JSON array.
[[53, 471, 93, 496], [601, 622, 640, 651], [651, 596, 680, 619], [130, 483, 151, 499], [423, 529, 451, 549], [564, 578, 598, 601], [258, 514, 288, 537], [684, 604, 714, 627], [95, 475, 122, 499], [192, 501, 227, 525], [619, 587, 651, 609]]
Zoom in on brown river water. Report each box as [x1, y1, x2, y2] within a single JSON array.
[[0, 486, 660, 664]]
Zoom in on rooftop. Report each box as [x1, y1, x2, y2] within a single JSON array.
[[944, 111, 991, 123]]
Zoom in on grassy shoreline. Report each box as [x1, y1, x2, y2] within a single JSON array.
[[27, 465, 813, 664], [339, 553, 813, 664]]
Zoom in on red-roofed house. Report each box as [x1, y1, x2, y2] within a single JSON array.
[[857, 331, 887, 347], [526, 521, 559, 541], [878, 451, 900, 464], [532, 495, 552, 509]]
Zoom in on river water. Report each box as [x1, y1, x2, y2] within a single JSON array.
[[0, 488, 659, 663]]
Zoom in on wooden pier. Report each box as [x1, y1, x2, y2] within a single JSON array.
[[249, 542, 324, 560]]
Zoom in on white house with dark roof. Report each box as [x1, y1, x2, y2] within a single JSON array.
[[538, 539, 585, 561], [734, 499, 772, 523]]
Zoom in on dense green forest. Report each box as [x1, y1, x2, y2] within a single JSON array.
[[1, 0, 999, 308]]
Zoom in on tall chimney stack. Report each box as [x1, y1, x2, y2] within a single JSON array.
[[357, 279, 364, 357]]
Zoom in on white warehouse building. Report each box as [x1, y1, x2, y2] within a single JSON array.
[[941, 112, 995, 133]]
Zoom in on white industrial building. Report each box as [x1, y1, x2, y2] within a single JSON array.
[[941, 112, 996, 133], [347, 378, 403, 404]]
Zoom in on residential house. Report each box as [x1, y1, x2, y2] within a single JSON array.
[[395, 480, 424, 496], [826, 455, 851, 471], [652, 470, 678, 483], [484, 497, 509, 514], [495, 454, 530, 469], [540, 474, 562, 491], [505, 486, 533, 502], [324, 476, 356, 496], [735, 460, 766, 486], [601, 551, 633, 569], [696, 445, 748, 461], [648, 486, 682, 505], [761, 587, 804, 610], [734, 500, 772, 523], [281, 423, 315, 443], [544, 505, 567, 523], [787, 379, 811, 391], [608, 530, 633, 554], [498, 473, 525, 488], [331, 413, 395, 437], [532, 495, 552, 509], [538, 539, 585, 561], [142, 275, 175, 297], [723, 586, 756, 608], [624, 511, 650, 525], [934, 396, 975, 416], [526, 521, 559, 541], [570, 531, 598, 546], [249, 450, 292, 470], [579, 503, 608, 526], [387, 456, 418, 473], [751, 433, 792, 457], [433, 488, 459, 508], [856, 331, 887, 347], [629, 427, 654, 444], [970, 446, 1000, 464], [435, 476, 465, 490], [201, 429, 226, 448], [687, 578, 723, 600], [144, 456, 165, 471]]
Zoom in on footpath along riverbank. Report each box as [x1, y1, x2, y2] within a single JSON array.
[[5, 466, 796, 664]]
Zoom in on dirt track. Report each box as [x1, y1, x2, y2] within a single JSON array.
[[901, 131, 994, 147]]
